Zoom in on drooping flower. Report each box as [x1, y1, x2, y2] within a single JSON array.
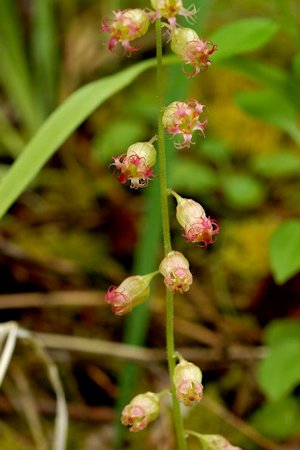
[[173, 360, 203, 407], [171, 27, 217, 77], [111, 138, 157, 189], [195, 434, 242, 450], [101, 9, 150, 54], [121, 391, 160, 432], [162, 99, 207, 149], [150, 0, 196, 28], [172, 191, 220, 247], [105, 273, 155, 316], [159, 251, 193, 293]]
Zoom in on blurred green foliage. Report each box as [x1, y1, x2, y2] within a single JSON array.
[[0, 0, 300, 448]]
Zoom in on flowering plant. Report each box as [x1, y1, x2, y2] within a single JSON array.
[[101, 2, 242, 450]]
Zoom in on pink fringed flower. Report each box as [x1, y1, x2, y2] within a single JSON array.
[[105, 274, 154, 316], [111, 139, 157, 189], [101, 9, 150, 54], [150, 0, 196, 28], [159, 251, 193, 294], [171, 27, 217, 77], [173, 360, 203, 407], [121, 392, 160, 432], [196, 434, 242, 450], [172, 192, 220, 247], [162, 99, 207, 149]]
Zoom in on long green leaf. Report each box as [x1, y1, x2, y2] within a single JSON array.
[[31, 0, 58, 115], [236, 89, 300, 144], [210, 18, 279, 62], [0, 58, 158, 220], [0, 0, 40, 132]]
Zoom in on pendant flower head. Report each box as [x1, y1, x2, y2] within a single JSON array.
[[197, 434, 242, 450], [173, 192, 220, 247], [111, 138, 157, 189], [105, 273, 154, 316], [171, 27, 217, 77], [159, 251, 193, 294], [150, 0, 196, 28], [173, 360, 203, 407], [101, 9, 150, 54], [121, 391, 160, 432], [162, 100, 207, 149]]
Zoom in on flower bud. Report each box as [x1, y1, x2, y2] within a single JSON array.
[[121, 391, 160, 432], [111, 139, 157, 189], [171, 27, 217, 77], [101, 9, 150, 54], [159, 251, 193, 294], [105, 274, 153, 316], [174, 193, 220, 247], [171, 27, 199, 55], [173, 360, 203, 407], [197, 434, 242, 450], [150, 0, 196, 28], [126, 141, 157, 167], [162, 99, 207, 149]]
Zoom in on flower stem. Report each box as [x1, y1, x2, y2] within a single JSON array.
[[155, 19, 187, 450]]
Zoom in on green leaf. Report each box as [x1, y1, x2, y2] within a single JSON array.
[[221, 173, 266, 209], [170, 160, 218, 195], [210, 18, 279, 62], [269, 220, 300, 284], [292, 53, 300, 76], [0, 0, 40, 132], [93, 119, 147, 164], [31, 0, 58, 115], [250, 396, 300, 440], [257, 340, 300, 400], [0, 58, 157, 220], [235, 90, 300, 144], [251, 151, 300, 178], [264, 319, 300, 348], [198, 138, 231, 166]]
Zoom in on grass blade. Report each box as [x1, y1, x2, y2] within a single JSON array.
[[0, 58, 159, 220], [31, 0, 59, 115], [0, 0, 40, 132]]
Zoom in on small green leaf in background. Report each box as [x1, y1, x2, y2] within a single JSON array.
[[250, 396, 300, 440], [170, 160, 218, 195], [198, 138, 231, 166], [258, 340, 300, 401], [269, 219, 300, 284], [264, 319, 300, 347], [257, 319, 300, 401], [221, 173, 266, 209], [210, 18, 279, 62], [92, 119, 147, 164], [235, 90, 300, 144], [251, 151, 300, 178], [292, 53, 300, 76]]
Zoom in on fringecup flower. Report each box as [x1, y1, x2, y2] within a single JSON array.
[[121, 391, 160, 432], [111, 138, 157, 189], [101, 9, 150, 54], [159, 251, 193, 293], [173, 360, 203, 407], [196, 434, 242, 450], [171, 27, 217, 77], [150, 0, 196, 28], [105, 273, 155, 316], [162, 99, 207, 148], [173, 192, 220, 247]]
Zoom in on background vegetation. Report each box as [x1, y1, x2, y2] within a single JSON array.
[[0, 0, 299, 449]]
